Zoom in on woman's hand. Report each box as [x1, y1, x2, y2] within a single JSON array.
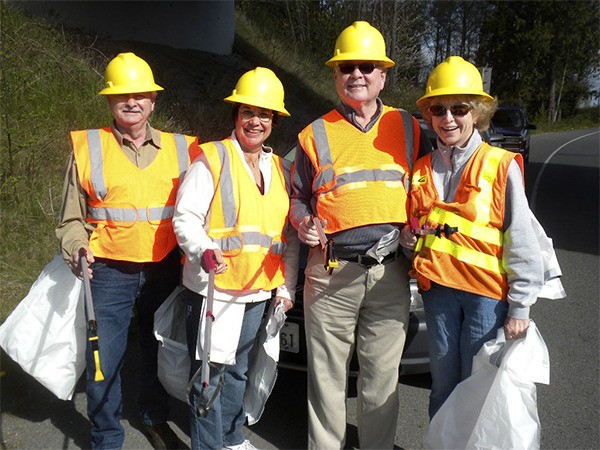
[[275, 296, 294, 313], [201, 248, 228, 274], [400, 224, 417, 250], [504, 316, 529, 340]]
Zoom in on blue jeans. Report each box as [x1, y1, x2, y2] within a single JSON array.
[[86, 249, 180, 449], [422, 282, 508, 419], [184, 288, 265, 450]]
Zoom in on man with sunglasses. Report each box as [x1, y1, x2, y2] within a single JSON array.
[[289, 21, 431, 449]]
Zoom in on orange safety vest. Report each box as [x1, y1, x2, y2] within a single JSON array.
[[72, 128, 198, 262], [297, 106, 418, 233], [202, 138, 291, 291], [410, 143, 524, 300]]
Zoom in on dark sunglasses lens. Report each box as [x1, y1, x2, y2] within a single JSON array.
[[338, 63, 377, 74], [429, 105, 446, 116], [450, 104, 470, 116], [429, 104, 470, 117], [358, 63, 376, 74], [338, 64, 355, 74]]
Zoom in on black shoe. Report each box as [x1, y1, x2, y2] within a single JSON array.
[[142, 423, 187, 450]]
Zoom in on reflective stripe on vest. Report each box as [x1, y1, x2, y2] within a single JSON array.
[[419, 226, 507, 274], [310, 108, 412, 194], [211, 141, 284, 255], [475, 146, 505, 225], [88, 205, 174, 223], [85, 129, 189, 221]]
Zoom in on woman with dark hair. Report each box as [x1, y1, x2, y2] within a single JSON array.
[[173, 67, 299, 450]]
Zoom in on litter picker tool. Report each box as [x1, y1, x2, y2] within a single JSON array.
[[312, 215, 338, 275], [187, 250, 222, 417], [79, 248, 104, 382], [200, 251, 217, 392]]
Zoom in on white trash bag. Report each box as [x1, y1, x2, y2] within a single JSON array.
[[0, 252, 86, 400], [244, 301, 286, 425], [424, 320, 549, 450], [154, 285, 190, 403]]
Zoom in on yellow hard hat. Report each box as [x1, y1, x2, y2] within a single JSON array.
[[224, 67, 290, 116], [98, 52, 163, 96], [417, 56, 493, 107], [326, 21, 395, 68]]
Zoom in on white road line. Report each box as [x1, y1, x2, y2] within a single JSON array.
[[530, 130, 600, 212]]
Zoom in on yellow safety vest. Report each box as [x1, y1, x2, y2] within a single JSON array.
[[297, 106, 418, 233], [72, 127, 198, 262], [202, 138, 291, 291], [410, 143, 523, 300]]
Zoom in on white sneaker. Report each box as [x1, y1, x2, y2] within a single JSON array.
[[223, 440, 257, 450]]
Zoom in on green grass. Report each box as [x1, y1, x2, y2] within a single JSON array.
[[0, 5, 109, 321]]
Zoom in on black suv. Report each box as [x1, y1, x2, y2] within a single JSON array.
[[491, 106, 536, 163]]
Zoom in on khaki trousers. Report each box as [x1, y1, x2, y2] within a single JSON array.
[[304, 249, 411, 450]]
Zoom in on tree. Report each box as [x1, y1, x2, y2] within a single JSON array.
[[478, 1, 599, 121]]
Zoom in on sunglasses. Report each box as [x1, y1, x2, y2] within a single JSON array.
[[429, 104, 471, 117], [337, 63, 378, 75]]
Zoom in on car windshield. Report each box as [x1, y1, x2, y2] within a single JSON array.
[[493, 109, 524, 128]]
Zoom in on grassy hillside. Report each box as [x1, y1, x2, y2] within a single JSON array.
[[0, 4, 341, 321]]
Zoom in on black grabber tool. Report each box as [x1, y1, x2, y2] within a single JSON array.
[[79, 248, 104, 382], [187, 250, 223, 418], [312, 215, 339, 275], [410, 217, 458, 239]]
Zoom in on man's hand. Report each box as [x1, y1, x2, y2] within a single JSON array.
[[504, 316, 529, 340], [70, 247, 94, 280], [298, 216, 324, 247], [201, 248, 228, 274]]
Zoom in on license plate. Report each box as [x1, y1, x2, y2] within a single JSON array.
[[280, 322, 300, 353]]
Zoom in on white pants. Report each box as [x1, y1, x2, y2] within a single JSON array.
[[304, 248, 411, 449]]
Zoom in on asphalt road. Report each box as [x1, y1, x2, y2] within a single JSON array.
[[1, 128, 599, 449]]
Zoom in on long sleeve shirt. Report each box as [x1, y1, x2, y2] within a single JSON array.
[[431, 131, 544, 319], [173, 131, 299, 303]]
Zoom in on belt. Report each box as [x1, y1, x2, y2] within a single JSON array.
[[339, 252, 397, 267]]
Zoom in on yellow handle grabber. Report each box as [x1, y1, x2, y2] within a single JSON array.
[[312, 215, 339, 275], [79, 248, 105, 382]]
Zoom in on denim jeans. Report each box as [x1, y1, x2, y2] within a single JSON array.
[[422, 282, 508, 419], [184, 288, 265, 450], [86, 249, 180, 449]]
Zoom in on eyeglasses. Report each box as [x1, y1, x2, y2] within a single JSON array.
[[239, 109, 273, 123], [337, 63, 378, 75], [429, 104, 471, 117]]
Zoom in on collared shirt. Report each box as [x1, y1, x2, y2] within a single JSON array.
[[56, 122, 162, 262], [336, 98, 385, 132]]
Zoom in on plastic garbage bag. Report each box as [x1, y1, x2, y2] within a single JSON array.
[[0, 252, 85, 400], [424, 320, 549, 450], [154, 285, 190, 403], [244, 301, 286, 425], [529, 210, 566, 299]]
